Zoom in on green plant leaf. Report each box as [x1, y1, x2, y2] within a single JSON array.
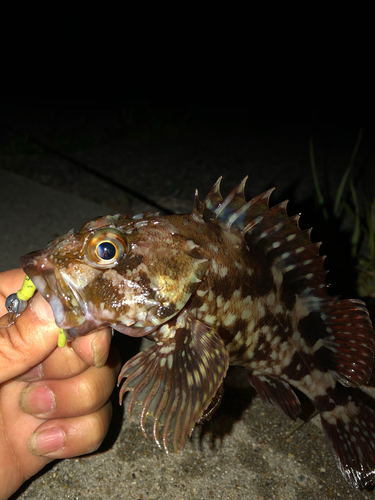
[[349, 181, 360, 257], [334, 128, 363, 216], [310, 135, 328, 219]]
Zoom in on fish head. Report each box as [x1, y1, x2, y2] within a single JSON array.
[[20, 213, 208, 339]]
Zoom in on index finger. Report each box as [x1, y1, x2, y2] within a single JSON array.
[[0, 300, 59, 383], [0, 268, 26, 316]]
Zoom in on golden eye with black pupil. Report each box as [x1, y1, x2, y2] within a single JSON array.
[[85, 228, 127, 268]]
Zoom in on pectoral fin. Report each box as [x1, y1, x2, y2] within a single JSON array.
[[118, 311, 229, 453]]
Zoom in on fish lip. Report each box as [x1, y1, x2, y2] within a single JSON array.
[[20, 252, 85, 330]]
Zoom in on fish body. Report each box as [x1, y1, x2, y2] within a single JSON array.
[[20, 177, 375, 489]]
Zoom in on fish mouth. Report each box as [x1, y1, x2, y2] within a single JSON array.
[[20, 251, 86, 335], [20, 252, 165, 340]]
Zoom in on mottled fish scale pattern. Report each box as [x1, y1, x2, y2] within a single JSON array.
[[20, 177, 375, 490]]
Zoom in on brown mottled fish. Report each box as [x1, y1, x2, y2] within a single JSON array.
[[20, 177, 375, 489]]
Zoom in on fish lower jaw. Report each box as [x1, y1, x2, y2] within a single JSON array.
[[115, 311, 160, 330], [117, 316, 136, 327], [114, 318, 158, 337], [30, 275, 86, 329], [29, 275, 69, 325]]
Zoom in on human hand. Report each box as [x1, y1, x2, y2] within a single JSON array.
[[0, 269, 120, 500]]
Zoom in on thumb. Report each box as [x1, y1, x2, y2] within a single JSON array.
[[0, 293, 59, 383]]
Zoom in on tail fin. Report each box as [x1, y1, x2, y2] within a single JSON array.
[[320, 395, 375, 489]]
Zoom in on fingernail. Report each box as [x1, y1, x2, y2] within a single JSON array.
[[30, 293, 55, 323], [19, 386, 56, 415], [27, 427, 65, 456], [15, 363, 44, 381], [92, 333, 109, 368]]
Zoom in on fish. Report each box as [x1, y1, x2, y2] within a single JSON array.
[[20, 177, 375, 490]]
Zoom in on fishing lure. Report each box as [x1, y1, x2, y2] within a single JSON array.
[[6, 275, 67, 347]]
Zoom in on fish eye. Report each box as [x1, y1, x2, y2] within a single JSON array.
[[85, 228, 127, 267], [96, 240, 118, 260]]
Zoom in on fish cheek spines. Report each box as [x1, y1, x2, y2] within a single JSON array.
[[121, 220, 210, 323], [76, 219, 209, 330]]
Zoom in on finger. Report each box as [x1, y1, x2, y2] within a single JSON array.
[[17, 343, 89, 382], [16, 323, 113, 383], [19, 347, 120, 419], [27, 400, 113, 458], [0, 295, 59, 383], [72, 327, 113, 368], [0, 268, 26, 314]]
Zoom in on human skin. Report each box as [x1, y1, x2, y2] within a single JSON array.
[[0, 268, 120, 500]]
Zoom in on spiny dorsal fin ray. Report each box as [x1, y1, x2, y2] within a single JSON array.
[[250, 213, 301, 249], [197, 178, 324, 289], [229, 188, 275, 231], [195, 178, 277, 231], [282, 256, 328, 287], [118, 311, 229, 453], [204, 176, 223, 213], [192, 189, 206, 217], [210, 176, 248, 223], [244, 200, 290, 241]]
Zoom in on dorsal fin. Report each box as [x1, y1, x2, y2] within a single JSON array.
[[204, 176, 224, 213], [229, 188, 275, 230], [211, 176, 248, 222], [193, 178, 304, 259], [193, 177, 275, 229]]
